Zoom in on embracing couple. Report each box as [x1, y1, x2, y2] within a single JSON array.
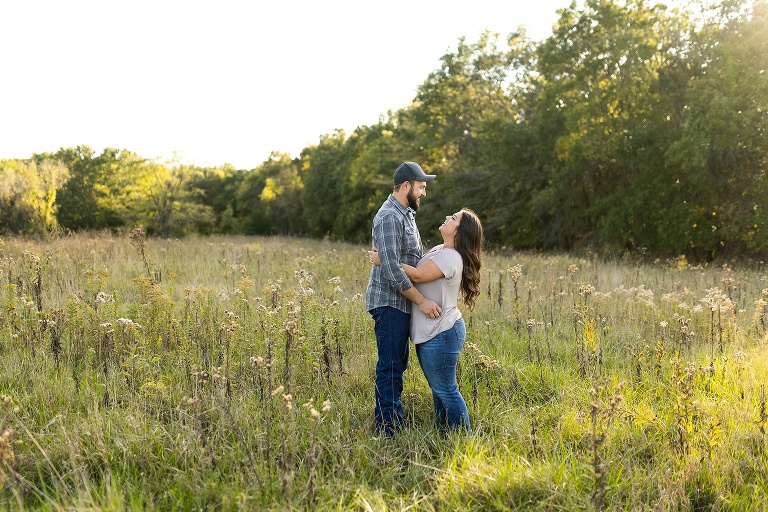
[[365, 161, 484, 437]]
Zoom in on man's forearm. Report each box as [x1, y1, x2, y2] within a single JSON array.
[[401, 285, 442, 318], [401, 285, 426, 305]]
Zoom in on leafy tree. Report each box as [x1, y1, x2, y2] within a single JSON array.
[[301, 113, 426, 243], [531, 0, 675, 251], [663, 0, 768, 258], [187, 164, 247, 234], [236, 153, 303, 235], [4, 1, 764, 262], [0, 157, 68, 234], [406, 32, 527, 242], [126, 163, 215, 238], [259, 154, 304, 234], [55, 146, 145, 231], [410, 33, 513, 168], [300, 130, 351, 238], [0, 160, 36, 234], [28, 156, 69, 233], [333, 120, 416, 242]]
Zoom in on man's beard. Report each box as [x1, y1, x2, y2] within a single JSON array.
[[407, 189, 420, 211]]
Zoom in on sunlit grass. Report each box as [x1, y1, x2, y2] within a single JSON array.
[[1, 232, 767, 510]]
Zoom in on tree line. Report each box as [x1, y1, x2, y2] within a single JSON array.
[[2, 0, 766, 261]]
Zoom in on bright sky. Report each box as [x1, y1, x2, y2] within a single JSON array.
[[1, 0, 579, 170]]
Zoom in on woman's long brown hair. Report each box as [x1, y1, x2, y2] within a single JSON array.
[[454, 208, 483, 310]]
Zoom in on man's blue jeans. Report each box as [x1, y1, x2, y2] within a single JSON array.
[[371, 306, 410, 435], [415, 318, 470, 430]]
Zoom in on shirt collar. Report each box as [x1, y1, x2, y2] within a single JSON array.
[[388, 194, 415, 217]]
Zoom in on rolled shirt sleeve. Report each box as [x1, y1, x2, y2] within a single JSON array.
[[373, 214, 413, 292]]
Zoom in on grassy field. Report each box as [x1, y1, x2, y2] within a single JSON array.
[[1, 231, 767, 511]]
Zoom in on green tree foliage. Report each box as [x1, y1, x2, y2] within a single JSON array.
[[407, 33, 523, 238], [236, 153, 303, 235], [6, 0, 767, 261], [127, 163, 218, 238], [0, 160, 36, 234], [55, 146, 146, 231], [187, 164, 247, 234], [300, 130, 352, 238], [335, 125, 405, 241], [299, 116, 421, 243], [663, 0, 768, 258], [532, 0, 675, 251], [0, 157, 68, 234]]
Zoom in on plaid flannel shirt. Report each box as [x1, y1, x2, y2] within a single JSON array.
[[365, 195, 423, 314]]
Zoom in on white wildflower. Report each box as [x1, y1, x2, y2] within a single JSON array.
[[116, 317, 141, 328]]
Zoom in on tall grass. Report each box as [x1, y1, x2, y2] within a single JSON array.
[[1, 232, 767, 511]]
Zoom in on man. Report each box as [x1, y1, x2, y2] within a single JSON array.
[[365, 161, 442, 437]]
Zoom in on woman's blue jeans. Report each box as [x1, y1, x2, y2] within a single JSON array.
[[415, 318, 470, 430], [371, 306, 410, 435]]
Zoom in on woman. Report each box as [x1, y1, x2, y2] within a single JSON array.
[[370, 208, 483, 430]]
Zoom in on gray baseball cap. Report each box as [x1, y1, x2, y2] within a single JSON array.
[[393, 162, 436, 185]]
